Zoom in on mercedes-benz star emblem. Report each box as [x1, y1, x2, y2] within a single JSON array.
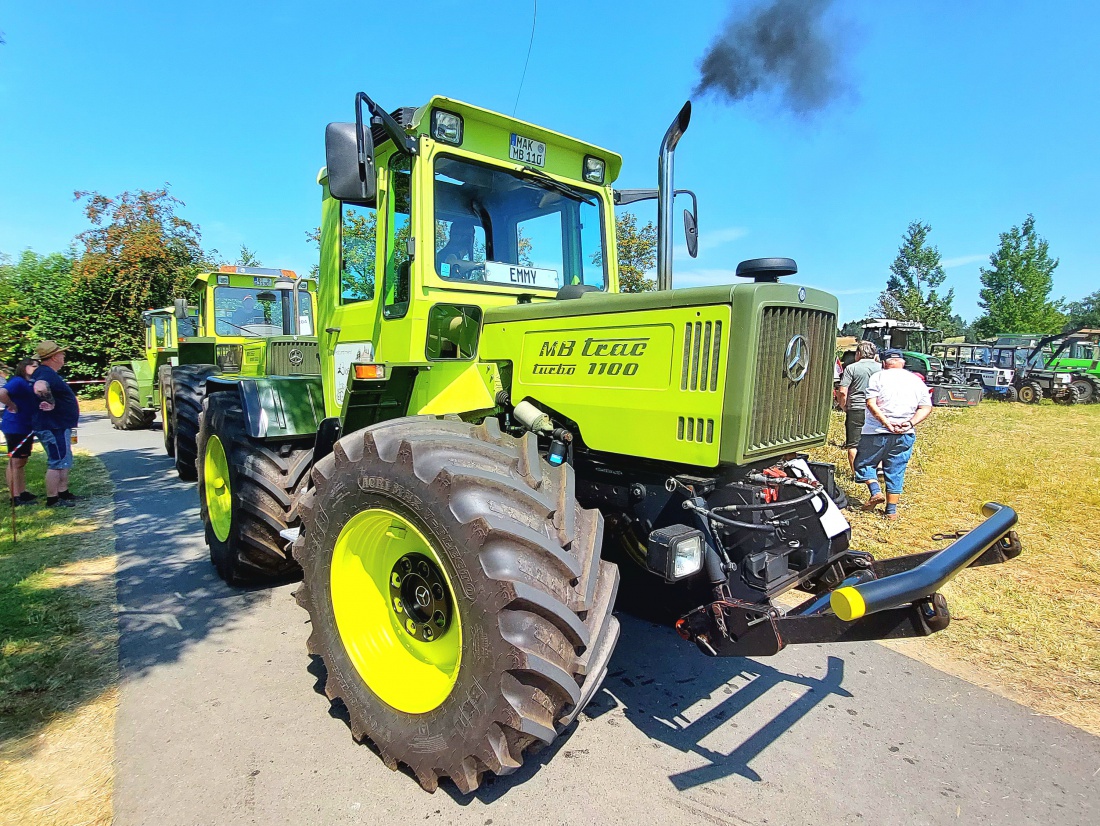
[[288, 348, 304, 366], [415, 585, 432, 608], [784, 334, 810, 383], [798, 287, 806, 303]]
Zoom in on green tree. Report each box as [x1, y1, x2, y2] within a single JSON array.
[[870, 221, 955, 331], [236, 245, 261, 266], [973, 215, 1064, 338], [71, 187, 213, 373], [0, 251, 75, 368], [1065, 289, 1100, 330], [839, 319, 865, 337], [612, 212, 657, 293]]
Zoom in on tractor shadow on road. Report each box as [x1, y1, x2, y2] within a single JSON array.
[[588, 615, 852, 790], [96, 428, 282, 679]]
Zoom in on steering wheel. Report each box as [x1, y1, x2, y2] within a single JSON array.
[[446, 257, 486, 282]]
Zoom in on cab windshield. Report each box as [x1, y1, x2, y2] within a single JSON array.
[[213, 287, 314, 336], [433, 156, 606, 292]]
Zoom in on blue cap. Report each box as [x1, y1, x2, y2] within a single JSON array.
[[883, 349, 904, 359]]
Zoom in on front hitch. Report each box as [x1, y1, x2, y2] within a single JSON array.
[[676, 502, 1021, 657]]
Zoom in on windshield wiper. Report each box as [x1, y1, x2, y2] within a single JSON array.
[[518, 166, 596, 205]]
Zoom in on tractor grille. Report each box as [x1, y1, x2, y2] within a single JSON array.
[[266, 340, 320, 376], [746, 307, 835, 455], [681, 320, 723, 392], [678, 416, 715, 443]]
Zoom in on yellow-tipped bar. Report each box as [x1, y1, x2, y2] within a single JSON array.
[[831, 586, 867, 622]]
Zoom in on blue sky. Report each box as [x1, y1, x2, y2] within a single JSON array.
[[1, 1, 1096, 323]]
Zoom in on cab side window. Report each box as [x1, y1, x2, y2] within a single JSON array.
[[384, 155, 413, 320], [341, 203, 378, 303]]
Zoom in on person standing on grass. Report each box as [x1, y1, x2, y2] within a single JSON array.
[[853, 349, 932, 520], [835, 341, 881, 475], [29, 341, 81, 508], [0, 358, 41, 506]]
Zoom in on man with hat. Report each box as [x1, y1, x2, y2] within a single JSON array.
[[852, 349, 932, 520], [30, 341, 81, 507]]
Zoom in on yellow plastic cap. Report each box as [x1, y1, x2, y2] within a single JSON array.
[[831, 586, 867, 621]]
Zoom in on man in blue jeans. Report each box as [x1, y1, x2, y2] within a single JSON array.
[[30, 341, 81, 508], [853, 349, 932, 520]]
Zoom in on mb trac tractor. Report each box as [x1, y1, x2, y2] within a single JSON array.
[[195, 93, 1022, 793], [992, 327, 1100, 404], [164, 266, 319, 480], [104, 306, 199, 430], [1041, 330, 1100, 403]]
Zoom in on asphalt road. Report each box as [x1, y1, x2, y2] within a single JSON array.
[[86, 412, 1099, 826]]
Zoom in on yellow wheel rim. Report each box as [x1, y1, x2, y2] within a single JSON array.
[[204, 435, 233, 542], [107, 380, 127, 418], [331, 508, 462, 713]]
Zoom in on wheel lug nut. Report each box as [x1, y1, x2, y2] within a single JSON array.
[[393, 598, 403, 613], [405, 619, 417, 635]]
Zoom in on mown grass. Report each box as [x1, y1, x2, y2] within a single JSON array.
[[809, 400, 1100, 734], [0, 449, 117, 826]]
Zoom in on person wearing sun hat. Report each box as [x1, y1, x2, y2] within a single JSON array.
[[30, 341, 81, 507]]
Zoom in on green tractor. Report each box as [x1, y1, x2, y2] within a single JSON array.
[[1043, 331, 1100, 403], [195, 93, 1022, 793], [105, 306, 199, 431], [163, 266, 320, 480]]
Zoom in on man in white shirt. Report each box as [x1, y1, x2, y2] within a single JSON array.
[[853, 349, 933, 519]]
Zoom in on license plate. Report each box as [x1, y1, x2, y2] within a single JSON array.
[[510, 133, 546, 166]]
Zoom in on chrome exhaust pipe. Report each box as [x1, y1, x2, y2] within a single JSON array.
[[657, 101, 691, 291]]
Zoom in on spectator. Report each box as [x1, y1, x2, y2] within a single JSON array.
[[0, 358, 41, 506], [853, 349, 933, 520], [835, 341, 881, 475], [30, 341, 81, 508]]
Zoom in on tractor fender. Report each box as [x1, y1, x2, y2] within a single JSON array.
[[110, 359, 156, 405], [205, 375, 325, 439]]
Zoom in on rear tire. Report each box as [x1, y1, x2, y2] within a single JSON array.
[[1070, 378, 1094, 404], [196, 392, 311, 584], [105, 365, 153, 430], [292, 416, 620, 794], [172, 364, 219, 480], [159, 365, 175, 457]]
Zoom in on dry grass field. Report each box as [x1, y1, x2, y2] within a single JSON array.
[[0, 452, 117, 826], [809, 400, 1100, 734]]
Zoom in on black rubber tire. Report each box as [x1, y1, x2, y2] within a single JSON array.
[[1055, 384, 1080, 405], [1003, 386, 1019, 403], [172, 364, 219, 480], [196, 392, 311, 585], [292, 416, 620, 794], [1018, 382, 1042, 404], [105, 365, 154, 430], [1070, 378, 1093, 404], [158, 365, 175, 457]]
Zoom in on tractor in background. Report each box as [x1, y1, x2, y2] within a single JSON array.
[[163, 266, 319, 480], [104, 306, 199, 431]]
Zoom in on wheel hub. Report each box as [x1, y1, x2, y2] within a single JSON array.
[[390, 553, 451, 642]]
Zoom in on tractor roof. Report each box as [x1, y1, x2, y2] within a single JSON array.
[[191, 266, 300, 289]]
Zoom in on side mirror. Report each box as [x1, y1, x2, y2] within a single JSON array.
[[325, 122, 377, 204], [174, 298, 188, 320], [683, 209, 698, 258]]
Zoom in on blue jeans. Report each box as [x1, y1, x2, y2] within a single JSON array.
[[36, 428, 73, 470], [853, 432, 915, 495]]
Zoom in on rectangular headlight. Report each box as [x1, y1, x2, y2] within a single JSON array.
[[647, 525, 705, 583], [431, 109, 463, 145], [582, 155, 605, 184]]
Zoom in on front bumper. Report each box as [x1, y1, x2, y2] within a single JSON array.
[[677, 502, 1021, 657]]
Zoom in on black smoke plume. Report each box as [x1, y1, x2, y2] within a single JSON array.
[[694, 0, 848, 114]]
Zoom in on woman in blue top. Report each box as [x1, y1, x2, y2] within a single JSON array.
[[0, 358, 40, 505]]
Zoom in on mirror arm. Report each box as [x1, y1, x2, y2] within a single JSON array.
[[355, 92, 418, 158]]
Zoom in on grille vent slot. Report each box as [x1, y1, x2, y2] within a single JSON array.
[[681, 321, 722, 392], [677, 417, 715, 443]]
